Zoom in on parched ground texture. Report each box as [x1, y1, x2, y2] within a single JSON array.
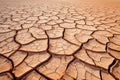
[[0, 0, 120, 80]]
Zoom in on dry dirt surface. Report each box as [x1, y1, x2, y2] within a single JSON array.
[[0, 0, 120, 80]]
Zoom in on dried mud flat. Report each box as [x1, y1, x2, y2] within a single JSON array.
[[0, 0, 120, 80]]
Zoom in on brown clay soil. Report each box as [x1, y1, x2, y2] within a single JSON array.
[[0, 0, 120, 80]]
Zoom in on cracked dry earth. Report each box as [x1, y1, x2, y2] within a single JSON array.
[[0, 0, 120, 80]]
